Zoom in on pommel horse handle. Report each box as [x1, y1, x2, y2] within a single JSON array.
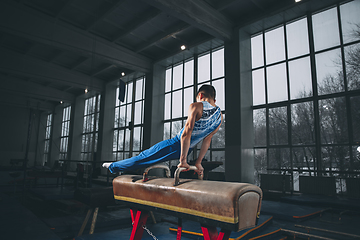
[[174, 166, 203, 186], [143, 164, 171, 181]]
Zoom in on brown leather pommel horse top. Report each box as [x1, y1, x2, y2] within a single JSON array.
[[112, 174, 262, 233]]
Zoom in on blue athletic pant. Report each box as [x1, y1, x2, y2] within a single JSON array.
[[108, 135, 191, 173]]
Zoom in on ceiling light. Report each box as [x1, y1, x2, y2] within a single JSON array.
[[85, 88, 88, 93], [295, 0, 302, 2], [180, 45, 186, 50], [60, 100, 63, 104], [121, 72, 125, 76]]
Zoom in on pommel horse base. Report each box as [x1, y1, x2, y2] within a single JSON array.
[[112, 165, 262, 240]]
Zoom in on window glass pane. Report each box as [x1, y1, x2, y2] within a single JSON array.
[[113, 130, 118, 151], [254, 148, 267, 186], [172, 90, 182, 119], [286, 18, 309, 59], [352, 146, 360, 171], [212, 151, 225, 172], [95, 114, 99, 132], [133, 127, 141, 151], [117, 130, 124, 151], [345, 43, 360, 91], [97, 95, 101, 112], [267, 63, 288, 103], [265, 26, 285, 64], [198, 53, 210, 83], [350, 96, 360, 143], [254, 109, 266, 147], [289, 57, 313, 99], [269, 107, 288, 145], [164, 122, 170, 140], [126, 104, 132, 126], [291, 102, 315, 145], [312, 7, 340, 51], [252, 68, 265, 105], [134, 101, 142, 125], [173, 64, 183, 90], [315, 48, 344, 95], [171, 121, 182, 138], [184, 60, 194, 87], [164, 93, 171, 120], [119, 107, 125, 127], [319, 97, 348, 144], [165, 68, 172, 92], [124, 129, 130, 151], [269, 148, 290, 170], [251, 34, 264, 68], [340, 1, 360, 44], [322, 146, 350, 172], [292, 147, 316, 190], [212, 114, 225, 148], [183, 87, 193, 117], [135, 78, 143, 101], [212, 48, 224, 79], [127, 82, 133, 104], [212, 78, 225, 111]]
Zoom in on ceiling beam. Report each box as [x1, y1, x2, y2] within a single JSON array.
[[215, 0, 242, 11], [71, 56, 89, 70], [87, 0, 128, 31], [0, 46, 104, 92], [91, 64, 114, 77], [144, 0, 233, 41], [55, 0, 75, 19], [250, 0, 266, 11], [112, 9, 161, 42], [135, 22, 189, 53], [0, 92, 55, 111], [0, 1, 152, 73], [0, 74, 75, 103]]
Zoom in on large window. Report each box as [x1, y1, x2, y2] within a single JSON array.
[[252, 1, 360, 191], [113, 77, 145, 161], [43, 113, 52, 165], [59, 106, 71, 160], [81, 95, 101, 161], [164, 47, 226, 171]]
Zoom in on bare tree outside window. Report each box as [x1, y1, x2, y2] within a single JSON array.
[[252, 1, 360, 192]]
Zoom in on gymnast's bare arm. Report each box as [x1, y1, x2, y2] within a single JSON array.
[[177, 102, 202, 170], [194, 113, 223, 175]]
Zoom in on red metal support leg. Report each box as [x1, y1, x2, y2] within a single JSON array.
[[217, 229, 231, 240], [201, 226, 218, 240], [130, 209, 149, 240], [201, 226, 231, 240], [176, 218, 182, 240]]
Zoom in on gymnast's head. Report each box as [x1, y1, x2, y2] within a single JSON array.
[[196, 84, 216, 103]]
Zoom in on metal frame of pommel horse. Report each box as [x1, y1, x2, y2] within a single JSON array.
[[113, 164, 263, 240]]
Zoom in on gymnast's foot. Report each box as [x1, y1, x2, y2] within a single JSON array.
[[102, 162, 111, 168]]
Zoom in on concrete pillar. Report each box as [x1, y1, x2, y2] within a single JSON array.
[[143, 64, 166, 148], [142, 64, 166, 176], [100, 81, 117, 174], [224, 28, 254, 183], [69, 94, 85, 171]]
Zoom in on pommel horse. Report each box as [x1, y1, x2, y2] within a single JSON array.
[[112, 165, 262, 240]]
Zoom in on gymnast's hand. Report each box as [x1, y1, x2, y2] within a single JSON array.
[[177, 161, 190, 171], [194, 163, 204, 176]]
